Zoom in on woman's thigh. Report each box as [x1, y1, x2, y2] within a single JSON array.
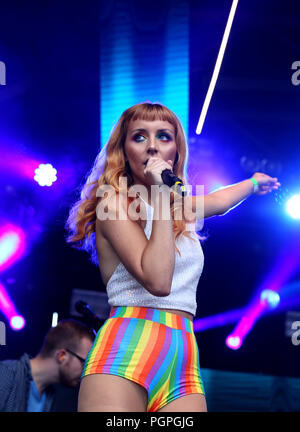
[[78, 373, 148, 412], [157, 393, 207, 412]]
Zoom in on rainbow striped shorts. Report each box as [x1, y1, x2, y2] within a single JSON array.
[[82, 306, 205, 412]]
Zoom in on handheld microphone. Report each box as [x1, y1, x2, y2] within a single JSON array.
[[161, 169, 187, 196], [75, 300, 102, 331]]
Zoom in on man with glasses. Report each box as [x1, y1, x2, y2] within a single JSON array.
[[0, 319, 94, 412], [65, 348, 86, 366]]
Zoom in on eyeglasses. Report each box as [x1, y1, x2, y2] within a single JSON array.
[[65, 348, 86, 365]]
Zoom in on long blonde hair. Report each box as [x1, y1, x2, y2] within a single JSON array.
[[66, 102, 203, 264]]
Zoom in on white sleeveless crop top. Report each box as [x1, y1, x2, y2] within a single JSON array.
[[106, 196, 204, 316]]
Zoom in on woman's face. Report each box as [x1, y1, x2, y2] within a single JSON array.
[[124, 119, 177, 187]]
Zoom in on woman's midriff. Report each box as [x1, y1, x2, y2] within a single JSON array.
[[111, 306, 193, 321]]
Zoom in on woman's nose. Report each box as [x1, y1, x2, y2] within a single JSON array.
[[147, 137, 158, 152], [147, 148, 158, 157]]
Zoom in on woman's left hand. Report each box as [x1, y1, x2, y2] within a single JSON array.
[[251, 172, 281, 195]]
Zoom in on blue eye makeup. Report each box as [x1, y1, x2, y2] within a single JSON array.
[[158, 132, 172, 141], [132, 134, 145, 142], [132, 132, 172, 142]]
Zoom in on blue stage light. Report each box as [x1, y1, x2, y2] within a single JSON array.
[[286, 195, 300, 219], [260, 289, 280, 309]]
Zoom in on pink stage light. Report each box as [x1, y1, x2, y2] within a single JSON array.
[[0, 224, 26, 272], [226, 335, 242, 350], [0, 281, 25, 331], [226, 233, 300, 350], [0, 146, 41, 180], [10, 315, 25, 330]]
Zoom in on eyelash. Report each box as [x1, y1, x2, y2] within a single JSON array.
[[133, 133, 172, 142]]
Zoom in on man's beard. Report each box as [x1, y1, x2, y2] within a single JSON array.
[[58, 367, 79, 388]]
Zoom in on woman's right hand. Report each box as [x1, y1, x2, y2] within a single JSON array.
[[251, 172, 281, 195], [143, 157, 173, 186]]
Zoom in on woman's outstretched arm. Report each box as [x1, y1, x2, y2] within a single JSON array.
[[188, 172, 281, 219]]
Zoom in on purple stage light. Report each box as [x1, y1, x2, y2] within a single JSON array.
[[225, 233, 300, 348], [225, 300, 265, 349], [193, 307, 246, 332], [0, 224, 26, 272], [0, 146, 41, 179]]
